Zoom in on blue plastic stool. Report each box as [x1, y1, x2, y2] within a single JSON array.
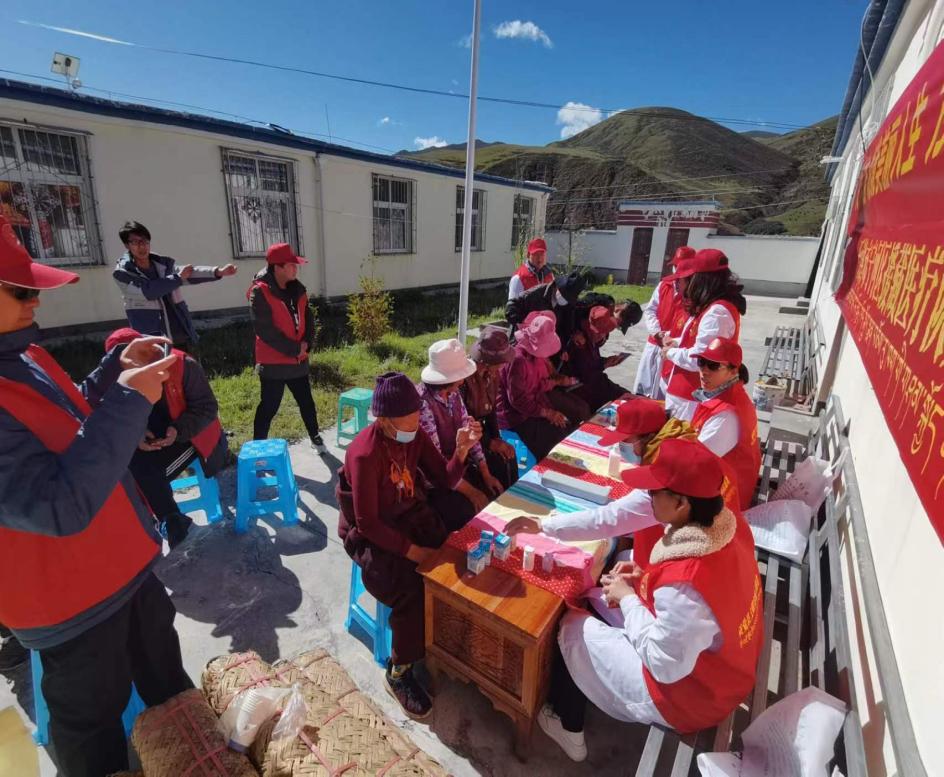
[[336, 388, 374, 446], [235, 439, 299, 533], [500, 429, 537, 474], [31, 650, 145, 746], [170, 458, 223, 524], [344, 563, 392, 667]]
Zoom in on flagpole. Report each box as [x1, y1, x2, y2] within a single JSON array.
[[457, 0, 482, 344]]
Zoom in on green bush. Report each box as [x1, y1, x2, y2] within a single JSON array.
[[347, 273, 393, 344]]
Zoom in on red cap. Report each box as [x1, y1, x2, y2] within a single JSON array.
[[0, 215, 79, 289], [587, 305, 617, 338], [669, 248, 728, 280], [671, 246, 696, 265], [266, 243, 308, 265], [104, 327, 142, 353], [620, 437, 725, 498], [527, 237, 547, 256], [700, 337, 742, 366], [597, 399, 667, 446]]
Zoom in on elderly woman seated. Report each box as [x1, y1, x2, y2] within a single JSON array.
[[416, 339, 505, 518], [507, 440, 762, 762], [561, 305, 633, 412], [497, 313, 576, 461], [336, 372, 480, 720], [461, 327, 519, 491]]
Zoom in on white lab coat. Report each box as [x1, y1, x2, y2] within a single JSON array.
[[542, 491, 721, 727], [633, 285, 665, 398], [663, 303, 737, 421]]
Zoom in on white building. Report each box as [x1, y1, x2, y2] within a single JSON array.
[[546, 199, 820, 297], [0, 79, 551, 334]]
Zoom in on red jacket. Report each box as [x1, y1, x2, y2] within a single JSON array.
[[665, 300, 741, 400], [692, 382, 761, 510], [249, 281, 308, 366], [514, 262, 555, 293], [636, 510, 762, 733], [163, 350, 224, 460], [0, 346, 159, 630]]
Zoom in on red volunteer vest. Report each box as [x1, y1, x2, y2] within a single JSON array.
[[665, 300, 741, 400], [250, 282, 308, 366], [0, 346, 160, 629], [647, 281, 683, 346], [514, 263, 554, 292], [691, 382, 761, 510], [635, 512, 762, 733], [163, 350, 223, 459]]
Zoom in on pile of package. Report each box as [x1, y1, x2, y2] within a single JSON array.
[[121, 648, 448, 777]]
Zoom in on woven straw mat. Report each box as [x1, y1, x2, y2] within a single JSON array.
[[203, 650, 290, 715], [131, 688, 256, 777]]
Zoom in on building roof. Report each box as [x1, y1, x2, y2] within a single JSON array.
[[617, 199, 720, 209], [0, 78, 554, 194]]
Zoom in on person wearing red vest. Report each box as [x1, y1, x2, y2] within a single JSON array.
[[0, 215, 193, 777], [690, 338, 761, 510], [105, 328, 228, 547], [528, 439, 762, 761], [248, 243, 325, 453], [508, 237, 555, 299], [634, 246, 695, 399], [662, 249, 747, 421]]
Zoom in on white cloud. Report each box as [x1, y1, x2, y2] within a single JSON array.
[[378, 116, 391, 126], [414, 136, 448, 150], [608, 108, 628, 118], [457, 34, 472, 48], [494, 20, 553, 48], [557, 101, 604, 139]]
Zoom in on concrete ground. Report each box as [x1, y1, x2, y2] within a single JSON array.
[[0, 295, 801, 777]]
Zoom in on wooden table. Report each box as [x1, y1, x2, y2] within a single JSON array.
[[418, 545, 565, 759]]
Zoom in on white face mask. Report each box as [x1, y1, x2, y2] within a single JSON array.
[[555, 290, 568, 306], [394, 428, 417, 444]]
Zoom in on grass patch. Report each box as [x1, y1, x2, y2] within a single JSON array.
[[45, 282, 650, 446]]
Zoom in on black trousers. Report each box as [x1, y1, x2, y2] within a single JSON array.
[[512, 416, 571, 462], [128, 441, 198, 519], [253, 375, 320, 442], [549, 644, 588, 732], [39, 572, 193, 777]]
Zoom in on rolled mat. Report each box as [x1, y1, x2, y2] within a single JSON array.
[[202, 650, 286, 715], [131, 689, 257, 777]]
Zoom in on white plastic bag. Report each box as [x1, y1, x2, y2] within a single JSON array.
[[769, 451, 847, 512], [218, 686, 287, 752], [744, 500, 814, 563], [270, 683, 308, 742]]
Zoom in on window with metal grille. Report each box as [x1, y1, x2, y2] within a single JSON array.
[[222, 150, 300, 257], [511, 194, 535, 249], [455, 186, 486, 251], [372, 174, 415, 254], [0, 123, 102, 266]]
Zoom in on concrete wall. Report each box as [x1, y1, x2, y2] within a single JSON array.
[[808, 1, 944, 773], [546, 227, 819, 296], [0, 96, 548, 332]]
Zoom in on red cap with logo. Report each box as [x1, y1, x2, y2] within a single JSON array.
[[0, 214, 79, 289], [620, 437, 725, 498], [597, 399, 667, 446], [527, 237, 547, 256], [587, 305, 617, 338], [266, 243, 308, 265], [700, 337, 742, 366], [669, 248, 728, 280], [671, 245, 696, 266]]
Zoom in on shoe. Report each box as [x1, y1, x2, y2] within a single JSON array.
[[164, 512, 194, 549], [537, 704, 587, 762], [0, 633, 28, 672], [385, 660, 432, 720], [311, 435, 327, 455]]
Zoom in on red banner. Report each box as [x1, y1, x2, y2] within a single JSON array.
[[836, 40, 944, 544]]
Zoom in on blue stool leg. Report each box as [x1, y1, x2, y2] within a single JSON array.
[[274, 456, 298, 525], [197, 461, 223, 524], [30, 650, 50, 746], [374, 601, 392, 667], [235, 457, 251, 534]]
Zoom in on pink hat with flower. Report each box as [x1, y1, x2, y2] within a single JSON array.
[[516, 314, 561, 358]]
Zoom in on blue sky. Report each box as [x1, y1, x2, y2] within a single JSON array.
[[2, 1, 866, 154]]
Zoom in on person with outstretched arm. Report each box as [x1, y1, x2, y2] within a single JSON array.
[[0, 215, 193, 777]]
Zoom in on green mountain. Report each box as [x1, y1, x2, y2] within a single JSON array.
[[400, 108, 838, 236]]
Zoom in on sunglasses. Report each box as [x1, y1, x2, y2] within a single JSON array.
[[696, 357, 734, 371], [1, 284, 41, 301]]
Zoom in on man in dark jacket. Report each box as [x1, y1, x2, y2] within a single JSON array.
[[249, 243, 325, 453], [106, 328, 228, 548], [0, 215, 192, 777], [505, 270, 587, 343], [112, 220, 238, 349]]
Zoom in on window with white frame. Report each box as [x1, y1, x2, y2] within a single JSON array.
[[455, 186, 486, 251], [222, 149, 300, 257], [0, 123, 102, 266], [372, 174, 415, 254], [511, 194, 535, 249]]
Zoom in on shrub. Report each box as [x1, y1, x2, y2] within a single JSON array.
[[347, 272, 393, 344], [606, 273, 614, 285]]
